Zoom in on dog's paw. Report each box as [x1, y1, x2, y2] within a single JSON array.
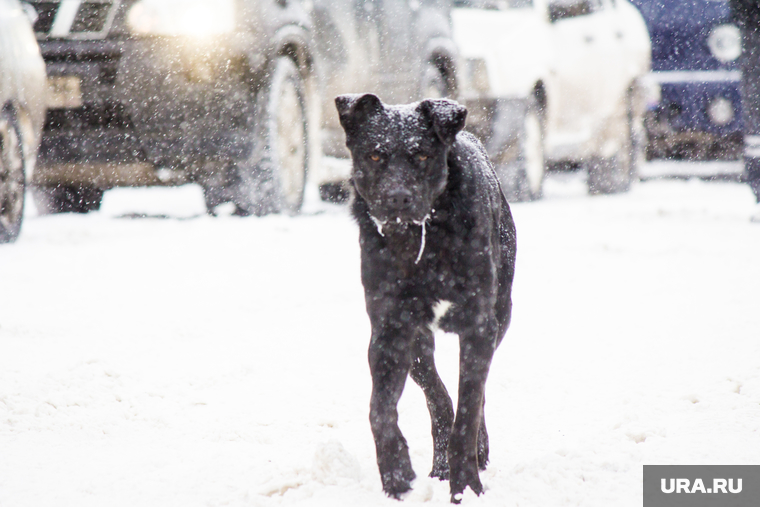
[[449, 460, 483, 504], [382, 468, 416, 500], [429, 452, 450, 480], [429, 464, 450, 481]]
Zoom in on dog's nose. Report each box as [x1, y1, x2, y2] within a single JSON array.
[[387, 189, 413, 211]]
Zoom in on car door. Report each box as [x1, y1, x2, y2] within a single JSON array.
[[610, 0, 651, 94], [546, 0, 607, 156], [589, 0, 627, 140]]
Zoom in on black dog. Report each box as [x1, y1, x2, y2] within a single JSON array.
[[336, 94, 517, 503]]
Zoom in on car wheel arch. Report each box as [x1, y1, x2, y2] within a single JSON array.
[[0, 102, 30, 175], [424, 38, 459, 98], [272, 25, 315, 77], [8, 105, 39, 181], [534, 81, 547, 119]]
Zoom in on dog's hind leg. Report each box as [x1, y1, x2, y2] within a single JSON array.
[[368, 326, 416, 498], [410, 328, 455, 480], [448, 327, 497, 503]]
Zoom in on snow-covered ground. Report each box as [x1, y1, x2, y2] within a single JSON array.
[[1, 172, 759, 507]]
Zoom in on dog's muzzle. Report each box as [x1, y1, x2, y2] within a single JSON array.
[[370, 213, 432, 264], [371, 188, 430, 225]]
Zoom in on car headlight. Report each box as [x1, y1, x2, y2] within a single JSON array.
[[127, 0, 236, 37], [707, 24, 742, 63], [707, 96, 735, 126]]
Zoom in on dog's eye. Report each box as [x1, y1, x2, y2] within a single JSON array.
[[418, 155, 428, 161], [369, 154, 381, 162]]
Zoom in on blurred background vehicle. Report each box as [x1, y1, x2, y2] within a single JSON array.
[[22, 0, 459, 215], [26, 0, 320, 216], [452, 0, 651, 200], [0, 0, 46, 243], [311, 0, 458, 202], [631, 0, 744, 177]]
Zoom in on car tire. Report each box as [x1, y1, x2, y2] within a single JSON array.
[[229, 56, 308, 216], [32, 185, 104, 214], [497, 100, 545, 202], [0, 109, 25, 244], [587, 88, 641, 195]]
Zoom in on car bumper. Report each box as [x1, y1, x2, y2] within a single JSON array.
[[645, 70, 742, 160], [36, 35, 264, 184]]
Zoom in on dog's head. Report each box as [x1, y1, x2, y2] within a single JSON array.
[[335, 93, 467, 226]]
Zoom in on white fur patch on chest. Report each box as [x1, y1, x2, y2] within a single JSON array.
[[429, 300, 453, 331]]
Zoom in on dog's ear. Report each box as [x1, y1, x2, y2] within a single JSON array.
[[418, 99, 467, 145], [335, 94, 384, 131]]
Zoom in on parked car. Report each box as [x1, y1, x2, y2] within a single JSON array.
[[452, 0, 651, 199], [0, 0, 46, 243], [24, 0, 458, 215], [630, 0, 743, 163], [26, 0, 319, 216], [311, 0, 458, 201]]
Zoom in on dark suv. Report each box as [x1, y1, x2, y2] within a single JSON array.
[[28, 0, 317, 215], [631, 0, 743, 162], [25, 0, 458, 215]]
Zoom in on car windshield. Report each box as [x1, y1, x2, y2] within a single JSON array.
[[453, 0, 533, 9]]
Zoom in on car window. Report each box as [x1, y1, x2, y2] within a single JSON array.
[[452, 0, 534, 9], [548, 0, 602, 20]]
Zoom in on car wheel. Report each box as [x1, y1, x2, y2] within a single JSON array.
[[587, 88, 641, 195], [0, 109, 25, 244], [32, 185, 104, 214], [229, 56, 308, 216], [497, 100, 545, 202]]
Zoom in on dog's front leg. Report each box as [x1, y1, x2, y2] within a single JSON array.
[[448, 319, 498, 504], [410, 327, 454, 480], [368, 313, 417, 499]]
